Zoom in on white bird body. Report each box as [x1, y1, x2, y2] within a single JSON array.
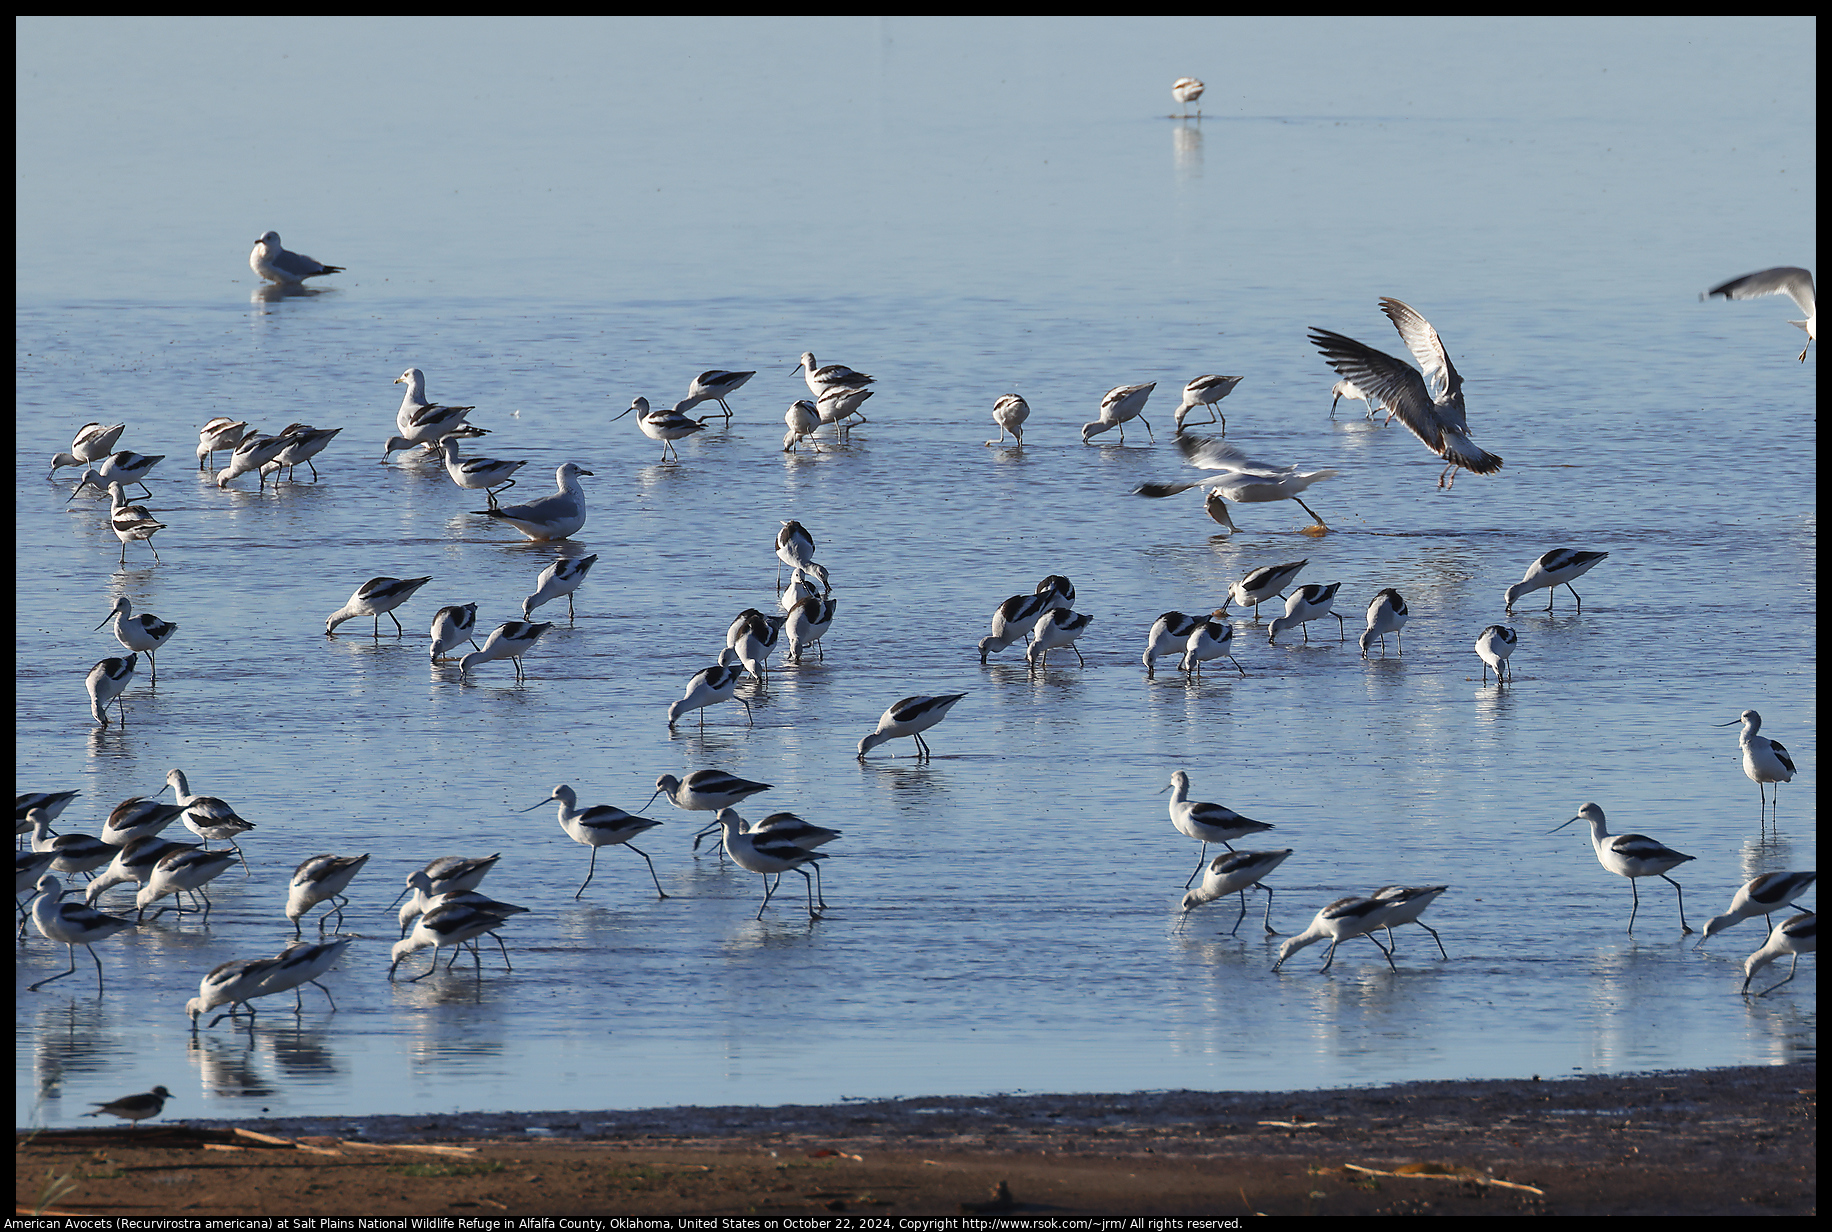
[[1359, 588, 1409, 657], [988, 393, 1030, 446], [522, 554, 597, 621], [796, 352, 875, 396], [50, 422, 127, 475], [214, 431, 290, 488], [1549, 802, 1695, 933], [250, 231, 343, 284], [1700, 871, 1816, 943], [858, 693, 966, 759], [70, 450, 164, 499], [389, 901, 519, 980], [1719, 709, 1797, 818], [481, 463, 592, 541], [783, 399, 821, 452], [1329, 378, 1382, 420], [646, 769, 772, 814], [669, 649, 751, 729], [1171, 76, 1205, 116], [326, 575, 433, 636], [1504, 549, 1608, 613], [134, 847, 238, 920], [1273, 896, 1396, 972], [1141, 438, 1338, 531], [86, 653, 137, 725], [1182, 617, 1243, 677], [729, 609, 783, 680], [27, 810, 117, 877], [187, 955, 288, 1027], [458, 621, 552, 680], [84, 836, 196, 904], [1269, 582, 1345, 645], [438, 437, 525, 506], [526, 784, 665, 898], [99, 797, 187, 848], [1180, 848, 1293, 936], [97, 596, 175, 682], [709, 809, 831, 918], [1143, 610, 1204, 677], [1707, 266, 1815, 361], [28, 875, 134, 992], [1026, 609, 1093, 668], [163, 768, 256, 860], [978, 579, 1074, 662], [429, 602, 482, 662], [262, 423, 343, 483], [683, 369, 755, 418], [284, 853, 371, 935], [616, 396, 705, 462], [1366, 884, 1450, 958], [1081, 382, 1155, 443], [195, 418, 248, 470], [1474, 624, 1517, 683], [815, 385, 873, 434], [786, 594, 837, 663], [1228, 560, 1307, 617], [393, 368, 477, 439], [1742, 913, 1816, 995], [1164, 770, 1275, 888], [1172, 375, 1242, 435]]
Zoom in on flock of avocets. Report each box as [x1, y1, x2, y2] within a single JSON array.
[[18, 231, 1817, 1104]]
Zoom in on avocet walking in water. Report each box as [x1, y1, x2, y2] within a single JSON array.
[[1171, 76, 1205, 118], [1182, 615, 1244, 678], [1713, 710, 1798, 822], [1504, 549, 1608, 613], [97, 597, 175, 683], [614, 396, 706, 462], [1272, 896, 1396, 973], [682, 369, 756, 419], [1705, 266, 1815, 362], [1367, 885, 1450, 959], [523, 554, 598, 622], [669, 649, 752, 730], [987, 394, 1030, 446], [458, 622, 552, 681], [428, 603, 482, 662], [858, 693, 967, 760], [481, 463, 592, 541], [326, 576, 433, 637], [647, 769, 773, 815], [1171, 375, 1242, 435], [1163, 770, 1275, 888], [284, 853, 371, 936], [1180, 849, 1292, 936], [1698, 871, 1816, 947], [1081, 382, 1156, 444], [162, 768, 256, 870], [794, 352, 875, 397], [1229, 560, 1307, 619], [522, 785, 666, 899], [1027, 609, 1094, 670], [1741, 913, 1816, 996], [438, 437, 526, 508], [86, 483, 166, 566], [1268, 583, 1345, 645], [1474, 624, 1517, 683], [1360, 588, 1409, 657], [27, 874, 134, 992], [86, 653, 137, 726], [1550, 802, 1695, 933], [50, 422, 127, 476], [709, 809, 831, 920]]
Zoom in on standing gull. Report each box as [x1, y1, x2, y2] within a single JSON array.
[[394, 368, 476, 438], [481, 463, 592, 541], [249, 231, 343, 284], [1705, 267, 1815, 362]]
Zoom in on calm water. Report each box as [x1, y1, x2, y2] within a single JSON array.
[[16, 17, 1815, 1128]]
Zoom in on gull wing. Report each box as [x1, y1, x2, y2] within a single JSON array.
[[1379, 298, 1463, 407], [1174, 435, 1297, 477], [1308, 327, 1447, 456], [1707, 266, 1815, 317]]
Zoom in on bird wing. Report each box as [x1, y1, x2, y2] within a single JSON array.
[[1309, 327, 1448, 456], [1174, 435, 1297, 477], [1708, 266, 1815, 316], [1379, 298, 1463, 404]]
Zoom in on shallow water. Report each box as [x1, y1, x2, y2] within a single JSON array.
[[16, 17, 1815, 1127]]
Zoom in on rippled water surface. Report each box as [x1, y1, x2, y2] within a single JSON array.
[[17, 18, 1815, 1127]]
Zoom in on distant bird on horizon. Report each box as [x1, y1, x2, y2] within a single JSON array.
[[1172, 77, 1205, 118]]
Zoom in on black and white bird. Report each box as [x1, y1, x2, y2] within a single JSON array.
[[96, 596, 175, 682], [857, 693, 967, 760], [1171, 375, 1243, 435], [83, 1085, 173, 1126], [1503, 549, 1608, 613], [326, 576, 433, 637], [1137, 437, 1337, 532], [1227, 560, 1307, 618], [1081, 382, 1155, 444], [682, 369, 756, 419]]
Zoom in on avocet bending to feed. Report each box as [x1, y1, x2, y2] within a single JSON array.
[[1142, 611, 1204, 678], [1269, 583, 1345, 645], [1475, 624, 1517, 683], [1171, 76, 1204, 118], [1504, 549, 1608, 613], [1705, 266, 1815, 362], [428, 603, 482, 662], [858, 694, 967, 760], [1367, 885, 1450, 958], [284, 853, 371, 936], [1272, 896, 1396, 973], [1027, 609, 1093, 669], [1081, 382, 1156, 444], [1228, 560, 1307, 618], [1310, 298, 1502, 488], [1360, 588, 1409, 657], [458, 622, 552, 681], [523, 554, 598, 621], [988, 394, 1030, 446], [668, 649, 752, 730], [709, 809, 831, 920], [51, 422, 127, 476], [326, 576, 433, 637], [647, 769, 772, 814], [1182, 616, 1244, 678], [682, 369, 756, 419], [1741, 913, 1815, 996], [1550, 802, 1695, 933], [1172, 375, 1242, 435], [86, 654, 137, 726], [1180, 848, 1292, 936], [194, 418, 247, 470], [1698, 871, 1816, 946]]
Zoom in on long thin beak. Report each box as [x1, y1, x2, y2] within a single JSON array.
[[388, 884, 413, 908], [642, 788, 665, 811], [1156, 784, 1171, 794], [1546, 816, 1579, 834], [518, 800, 552, 813], [1710, 720, 1741, 727], [611, 406, 634, 421], [95, 616, 113, 630]]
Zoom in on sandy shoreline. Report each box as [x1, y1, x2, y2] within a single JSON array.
[[19, 1063, 1815, 1216]]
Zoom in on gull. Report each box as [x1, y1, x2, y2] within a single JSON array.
[[523, 554, 598, 622], [261, 424, 343, 483], [438, 436, 526, 507], [95, 483, 167, 566], [1504, 549, 1608, 613], [1172, 376, 1243, 436], [786, 594, 836, 663], [794, 352, 875, 396], [1360, 588, 1409, 657], [249, 231, 342, 284], [28, 875, 132, 990], [458, 621, 552, 681], [325, 576, 433, 636], [1698, 871, 1816, 946], [1163, 770, 1276, 888], [1310, 298, 1502, 488], [987, 394, 1029, 446], [1180, 849, 1292, 935], [394, 368, 476, 438], [195, 418, 248, 471], [1329, 378, 1383, 421], [1714, 709, 1798, 822], [84, 1086, 174, 1126], [1171, 76, 1205, 118], [1081, 382, 1155, 444], [1742, 913, 1816, 996], [284, 853, 371, 936], [86, 653, 137, 726], [682, 369, 756, 419], [783, 399, 822, 452], [429, 602, 482, 662], [50, 422, 127, 476], [858, 693, 966, 759], [1705, 267, 1815, 362], [1027, 609, 1093, 669], [1475, 624, 1517, 683], [521, 784, 665, 898], [1228, 560, 1307, 618], [480, 462, 592, 540], [213, 430, 291, 489], [1550, 802, 1695, 933], [97, 597, 175, 683], [1272, 896, 1396, 973], [67, 450, 164, 499], [815, 385, 873, 436], [1138, 437, 1337, 531], [614, 396, 706, 462], [1268, 582, 1345, 644], [669, 648, 752, 729]]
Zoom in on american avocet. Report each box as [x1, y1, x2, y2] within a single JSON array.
[[1504, 549, 1608, 614], [1475, 624, 1517, 683], [86, 653, 137, 726], [1329, 378, 1383, 421], [382, 409, 486, 461], [783, 399, 822, 452], [795, 352, 875, 397], [775, 520, 820, 587], [284, 853, 371, 936], [1714, 710, 1798, 821], [263, 424, 343, 483], [195, 418, 248, 471], [1269, 582, 1345, 645], [1742, 913, 1816, 995], [394, 368, 476, 439], [1172, 376, 1243, 436], [523, 554, 598, 622], [987, 394, 1030, 446], [1027, 609, 1093, 670], [779, 568, 823, 613], [17, 852, 57, 936], [214, 430, 291, 488], [458, 621, 551, 681], [187, 955, 287, 1029], [17, 791, 81, 828], [683, 369, 756, 419], [701, 810, 844, 906], [27, 809, 117, 879], [1143, 611, 1204, 678], [858, 693, 967, 760], [669, 649, 752, 730], [390, 854, 503, 912], [255, 936, 356, 1012], [1706, 266, 1815, 362], [1037, 574, 1076, 605], [97, 597, 175, 682], [250, 231, 342, 284], [67, 450, 164, 500], [437, 437, 525, 507], [786, 594, 837, 663], [28, 874, 133, 991], [1171, 76, 1205, 118], [709, 809, 830, 919], [480, 462, 592, 541], [816, 385, 873, 436], [1272, 896, 1396, 972], [429, 603, 482, 662], [1367, 885, 1450, 958], [614, 396, 706, 462], [1698, 871, 1817, 947], [100, 797, 188, 848], [1163, 770, 1275, 887], [1179, 849, 1292, 936], [162, 769, 255, 868], [1360, 588, 1409, 657], [978, 582, 1074, 663], [135, 847, 237, 921], [390, 901, 519, 980], [84, 837, 196, 905], [1081, 382, 1156, 444], [523, 784, 666, 898], [646, 769, 772, 815], [1229, 560, 1307, 618], [396, 889, 528, 937], [1137, 438, 1337, 531], [83, 1085, 173, 1126], [1550, 802, 1695, 933], [50, 422, 129, 476], [1310, 299, 1503, 488], [729, 610, 784, 681], [94, 483, 167, 565], [1182, 615, 1245, 678], [326, 575, 433, 637]]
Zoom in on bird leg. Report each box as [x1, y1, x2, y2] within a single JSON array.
[[627, 844, 668, 898]]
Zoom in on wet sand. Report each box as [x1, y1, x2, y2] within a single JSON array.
[[18, 1064, 1813, 1217]]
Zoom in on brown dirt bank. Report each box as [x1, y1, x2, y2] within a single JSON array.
[[18, 1064, 1813, 1217]]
